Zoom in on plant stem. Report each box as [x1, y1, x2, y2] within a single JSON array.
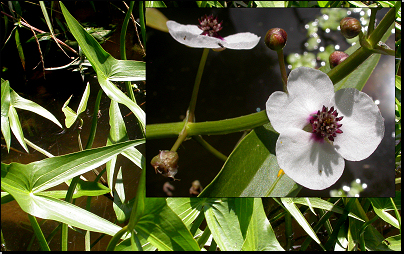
[[147, 110, 270, 140], [368, 8, 395, 47], [367, 8, 377, 37], [277, 49, 287, 92], [169, 48, 210, 151], [138, 1, 146, 51], [187, 48, 210, 123], [193, 135, 228, 161], [28, 214, 50, 251]]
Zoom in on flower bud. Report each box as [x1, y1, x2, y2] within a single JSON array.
[[329, 51, 349, 68], [265, 28, 287, 51], [340, 17, 362, 39], [151, 150, 179, 180]]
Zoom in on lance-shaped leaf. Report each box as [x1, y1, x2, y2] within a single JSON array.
[[62, 82, 90, 128], [1, 139, 143, 235], [1, 79, 12, 152], [60, 2, 145, 131]]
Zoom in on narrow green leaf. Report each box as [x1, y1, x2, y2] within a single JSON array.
[[10, 87, 62, 128], [396, 75, 401, 90], [281, 198, 323, 246], [62, 95, 77, 128], [1, 79, 12, 152], [292, 197, 365, 222], [369, 197, 400, 228], [8, 105, 28, 152], [242, 198, 284, 251], [60, 2, 145, 131], [15, 27, 25, 70]]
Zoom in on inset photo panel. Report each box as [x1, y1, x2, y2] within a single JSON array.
[[146, 7, 396, 197]]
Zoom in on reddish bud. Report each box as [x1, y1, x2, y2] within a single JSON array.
[[329, 51, 349, 68], [340, 17, 362, 39], [265, 28, 288, 51]]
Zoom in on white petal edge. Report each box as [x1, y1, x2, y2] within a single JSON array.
[[287, 67, 335, 103], [276, 128, 345, 190], [166, 20, 223, 48], [331, 88, 385, 161], [222, 33, 260, 49]]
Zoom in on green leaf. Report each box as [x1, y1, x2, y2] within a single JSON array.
[[134, 198, 200, 251], [15, 27, 25, 70], [396, 75, 401, 90], [255, 1, 285, 7], [60, 2, 145, 131], [8, 105, 28, 152], [292, 198, 365, 222], [382, 234, 401, 251], [203, 198, 246, 251], [369, 194, 401, 229], [1, 79, 12, 152], [199, 124, 301, 197], [1, 140, 143, 236], [281, 198, 323, 247], [241, 198, 284, 251], [37, 179, 111, 199], [10, 86, 62, 128], [62, 82, 90, 128], [145, 8, 169, 33]]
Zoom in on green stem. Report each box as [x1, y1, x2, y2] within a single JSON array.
[[187, 48, 210, 123], [193, 135, 228, 162], [121, 1, 136, 103], [138, 1, 146, 51], [277, 49, 287, 92], [327, 46, 373, 84], [28, 214, 50, 251], [170, 48, 209, 151], [106, 225, 128, 251], [285, 211, 293, 251], [147, 110, 270, 140], [265, 172, 284, 196], [367, 8, 395, 47], [367, 8, 377, 37]]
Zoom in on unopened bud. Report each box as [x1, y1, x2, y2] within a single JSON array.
[[265, 28, 287, 51], [340, 17, 361, 39], [151, 150, 179, 180], [329, 51, 349, 68]]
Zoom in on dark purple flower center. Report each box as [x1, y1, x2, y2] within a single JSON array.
[[198, 14, 224, 40], [309, 105, 343, 142]]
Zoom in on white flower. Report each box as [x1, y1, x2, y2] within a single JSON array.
[[266, 67, 384, 190], [166, 14, 260, 50]]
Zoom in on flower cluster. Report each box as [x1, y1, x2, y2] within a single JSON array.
[[266, 67, 384, 190]]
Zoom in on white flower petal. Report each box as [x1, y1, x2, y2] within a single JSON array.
[[266, 91, 312, 133], [331, 88, 385, 161], [287, 67, 335, 102], [276, 128, 345, 190], [166, 20, 260, 50], [166, 20, 223, 48], [222, 33, 260, 49], [266, 67, 335, 133]]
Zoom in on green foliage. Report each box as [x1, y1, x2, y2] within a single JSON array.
[[1, 1, 401, 251]]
